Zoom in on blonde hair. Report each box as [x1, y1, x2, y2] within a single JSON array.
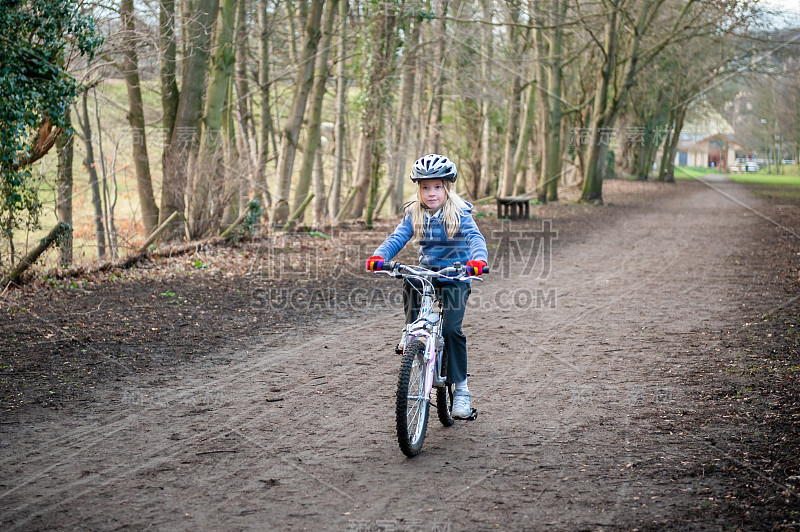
[[407, 181, 469, 241]]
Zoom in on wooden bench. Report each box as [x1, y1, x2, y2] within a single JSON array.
[[496, 196, 532, 220]]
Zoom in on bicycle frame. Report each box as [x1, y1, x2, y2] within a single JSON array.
[[403, 275, 443, 404], [379, 262, 479, 398], [376, 260, 487, 456]]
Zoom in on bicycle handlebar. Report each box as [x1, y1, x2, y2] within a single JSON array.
[[379, 261, 489, 277]]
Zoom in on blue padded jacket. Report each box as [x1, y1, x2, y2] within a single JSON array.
[[373, 202, 488, 270]]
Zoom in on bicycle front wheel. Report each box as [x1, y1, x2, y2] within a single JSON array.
[[396, 340, 430, 457]]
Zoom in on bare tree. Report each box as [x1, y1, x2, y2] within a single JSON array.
[[497, 2, 523, 198], [329, 0, 349, 221], [189, 0, 239, 238], [293, 0, 338, 222], [55, 110, 74, 266], [119, 0, 159, 235], [347, 0, 402, 227], [389, 17, 421, 212], [425, 0, 449, 154], [160, 0, 218, 238], [271, 0, 326, 226], [74, 90, 106, 259], [478, 0, 494, 198], [257, 0, 276, 218]]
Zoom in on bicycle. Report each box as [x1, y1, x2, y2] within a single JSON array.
[[374, 260, 488, 457]]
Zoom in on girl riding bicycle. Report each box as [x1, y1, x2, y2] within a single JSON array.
[[366, 154, 488, 419]]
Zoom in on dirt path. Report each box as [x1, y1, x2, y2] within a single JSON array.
[[2, 178, 798, 531]]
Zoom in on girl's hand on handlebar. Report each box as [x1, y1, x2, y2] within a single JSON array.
[[366, 256, 385, 272], [466, 260, 487, 276]]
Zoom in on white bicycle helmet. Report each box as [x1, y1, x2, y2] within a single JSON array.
[[409, 154, 457, 183]]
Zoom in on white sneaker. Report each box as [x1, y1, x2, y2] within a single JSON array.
[[452, 390, 472, 419]]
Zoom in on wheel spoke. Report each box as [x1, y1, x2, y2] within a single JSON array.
[[406, 355, 427, 442], [407, 397, 421, 422], [409, 400, 423, 438]]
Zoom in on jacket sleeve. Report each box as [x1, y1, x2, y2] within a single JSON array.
[[373, 213, 414, 260], [460, 211, 489, 264]]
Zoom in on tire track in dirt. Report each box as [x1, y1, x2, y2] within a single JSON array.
[[435, 205, 690, 521], [2, 200, 685, 520], [1, 324, 394, 526], [1, 178, 783, 530], [450, 178, 776, 526]]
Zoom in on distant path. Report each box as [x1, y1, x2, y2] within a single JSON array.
[[0, 177, 786, 530]]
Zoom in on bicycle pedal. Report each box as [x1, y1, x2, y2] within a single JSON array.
[[457, 408, 478, 421]]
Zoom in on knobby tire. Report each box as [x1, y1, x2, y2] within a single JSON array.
[[396, 340, 429, 457], [436, 346, 455, 427]]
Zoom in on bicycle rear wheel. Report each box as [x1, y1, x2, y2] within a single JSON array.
[[396, 340, 429, 457], [436, 348, 455, 427]]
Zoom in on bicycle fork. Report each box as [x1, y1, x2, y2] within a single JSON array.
[[407, 327, 446, 404]]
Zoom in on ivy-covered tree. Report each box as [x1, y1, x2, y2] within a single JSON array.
[[0, 0, 101, 260]]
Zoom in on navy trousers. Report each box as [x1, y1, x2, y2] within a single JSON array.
[[403, 279, 471, 384]]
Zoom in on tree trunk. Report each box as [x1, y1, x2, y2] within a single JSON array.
[[498, 3, 521, 198], [657, 121, 674, 181], [159, 0, 179, 147], [328, 0, 348, 221], [120, 0, 159, 235], [499, 76, 521, 197], [641, 113, 664, 180], [1, 223, 72, 288], [158, 0, 179, 234], [580, 4, 615, 203], [160, 0, 218, 239], [258, 0, 275, 216], [512, 81, 537, 195], [312, 147, 326, 228], [425, 0, 448, 154], [532, 2, 549, 203], [77, 92, 106, 259], [525, 134, 538, 197], [640, 125, 657, 179], [509, 3, 535, 196], [93, 91, 118, 260], [633, 85, 666, 180], [390, 19, 420, 212], [663, 104, 687, 183], [288, 0, 304, 65], [190, 0, 238, 238], [544, 0, 566, 202], [348, 1, 401, 226], [478, 0, 493, 198], [581, 0, 652, 203], [271, 0, 325, 226], [234, 0, 257, 198], [293, 0, 338, 221], [222, 73, 240, 228], [55, 112, 73, 266]]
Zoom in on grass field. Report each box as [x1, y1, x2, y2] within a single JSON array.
[[673, 165, 800, 183], [728, 169, 800, 186], [729, 168, 800, 202], [671, 165, 800, 202], [672, 166, 724, 179], [747, 163, 800, 178]]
